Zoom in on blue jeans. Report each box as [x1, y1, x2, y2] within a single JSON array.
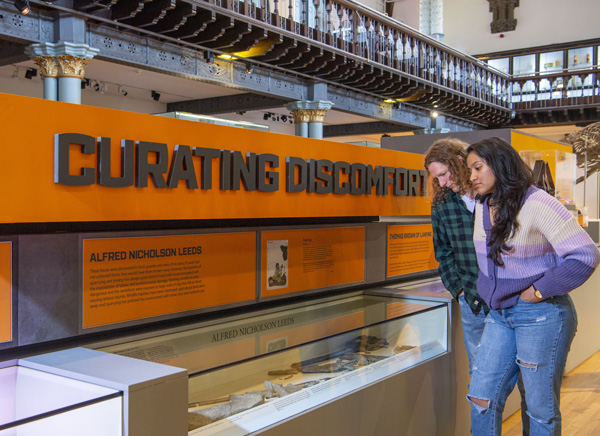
[[458, 293, 487, 375], [468, 294, 577, 436]]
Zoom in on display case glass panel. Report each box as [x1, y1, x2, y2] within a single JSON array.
[[99, 293, 447, 435], [0, 365, 122, 436], [513, 54, 536, 76], [540, 50, 563, 74], [568, 47, 593, 69], [519, 150, 576, 202], [488, 57, 510, 75]]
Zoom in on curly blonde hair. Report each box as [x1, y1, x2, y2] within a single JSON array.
[[424, 138, 473, 206]]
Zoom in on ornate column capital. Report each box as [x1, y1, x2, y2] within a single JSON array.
[[25, 42, 99, 78], [290, 110, 311, 124], [33, 56, 59, 78], [56, 55, 91, 79], [285, 100, 335, 123]]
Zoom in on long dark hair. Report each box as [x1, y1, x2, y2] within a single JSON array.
[[466, 137, 533, 266]]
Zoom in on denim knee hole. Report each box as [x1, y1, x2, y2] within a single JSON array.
[[467, 395, 490, 414], [516, 358, 538, 372]]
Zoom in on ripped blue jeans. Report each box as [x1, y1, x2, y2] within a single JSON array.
[[467, 294, 577, 436]]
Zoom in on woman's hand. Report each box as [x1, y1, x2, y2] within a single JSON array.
[[520, 285, 543, 303]]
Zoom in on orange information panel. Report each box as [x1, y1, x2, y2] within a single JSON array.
[[0, 242, 11, 343], [82, 232, 256, 328], [261, 227, 365, 298], [387, 224, 438, 278]]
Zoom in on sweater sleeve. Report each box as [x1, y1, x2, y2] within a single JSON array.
[[530, 193, 600, 298], [431, 205, 462, 298]]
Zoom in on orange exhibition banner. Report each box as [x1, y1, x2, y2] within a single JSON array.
[[82, 232, 256, 328], [261, 227, 365, 298], [387, 224, 438, 278], [0, 93, 429, 224], [0, 242, 11, 342]]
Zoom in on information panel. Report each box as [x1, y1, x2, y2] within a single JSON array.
[[0, 242, 11, 343], [261, 227, 365, 298], [386, 224, 437, 278], [83, 233, 256, 328]]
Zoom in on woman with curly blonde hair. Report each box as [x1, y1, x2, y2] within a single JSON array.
[[424, 137, 474, 206], [424, 138, 488, 380]]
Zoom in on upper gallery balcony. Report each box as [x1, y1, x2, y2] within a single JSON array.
[[12, 0, 512, 127], [477, 38, 600, 127]]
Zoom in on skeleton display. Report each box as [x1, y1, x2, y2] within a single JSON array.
[[188, 335, 415, 431]]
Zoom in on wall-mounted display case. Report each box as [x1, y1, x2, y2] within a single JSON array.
[[97, 292, 449, 435]]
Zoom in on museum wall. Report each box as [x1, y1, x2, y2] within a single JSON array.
[[389, 0, 600, 55], [443, 0, 600, 55]]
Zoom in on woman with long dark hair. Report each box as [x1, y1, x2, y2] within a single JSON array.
[[465, 137, 600, 435]]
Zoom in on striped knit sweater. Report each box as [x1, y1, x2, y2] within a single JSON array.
[[473, 186, 600, 310]]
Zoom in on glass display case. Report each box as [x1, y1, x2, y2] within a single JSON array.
[[97, 292, 449, 436], [568, 46, 593, 69], [0, 363, 122, 436], [513, 54, 536, 76], [540, 50, 563, 74], [519, 149, 577, 203], [487, 57, 510, 75]]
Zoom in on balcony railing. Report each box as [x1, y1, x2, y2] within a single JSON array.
[[511, 68, 599, 108], [183, 0, 512, 123]]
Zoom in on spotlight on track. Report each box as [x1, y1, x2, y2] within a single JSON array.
[[24, 68, 37, 79], [14, 0, 30, 15]]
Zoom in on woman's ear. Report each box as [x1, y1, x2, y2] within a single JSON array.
[[456, 155, 463, 163]]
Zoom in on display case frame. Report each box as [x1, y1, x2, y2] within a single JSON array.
[[96, 290, 450, 436]]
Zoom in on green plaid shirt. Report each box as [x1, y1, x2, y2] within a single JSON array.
[[431, 191, 488, 315]]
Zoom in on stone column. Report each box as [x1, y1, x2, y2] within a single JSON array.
[[25, 42, 99, 104], [285, 100, 334, 139]]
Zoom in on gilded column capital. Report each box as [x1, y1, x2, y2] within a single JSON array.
[[56, 55, 90, 79], [307, 109, 328, 123], [285, 100, 334, 123], [33, 56, 59, 78], [291, 110, 311, 124]]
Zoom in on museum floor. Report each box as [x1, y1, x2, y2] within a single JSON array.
[[502, 350, 600, 435]]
